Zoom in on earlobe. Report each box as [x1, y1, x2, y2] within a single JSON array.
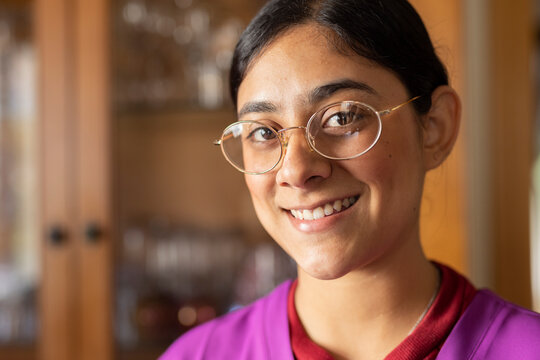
[[421, 85, 461, 171]]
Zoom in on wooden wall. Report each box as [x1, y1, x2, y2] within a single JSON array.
[[490, 0, 534, 308], [410, 0, 535, 308], [409, 0, 468, 274]]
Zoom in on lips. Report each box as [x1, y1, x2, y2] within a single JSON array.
[[289, 195, 359, 221]]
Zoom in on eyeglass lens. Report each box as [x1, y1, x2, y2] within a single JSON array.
[[220, 102, 381, 174]]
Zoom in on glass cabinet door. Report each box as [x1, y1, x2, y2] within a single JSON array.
[[0, 0, 38, 358], [110, 0, 296, 358]]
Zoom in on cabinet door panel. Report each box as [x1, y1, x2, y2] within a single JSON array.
[[37, 0, 78, 359], [75, 0, 113, 359]]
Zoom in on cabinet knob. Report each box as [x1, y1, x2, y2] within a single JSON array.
[[48, 225, 68, 246], [84, 222, 103, 243]]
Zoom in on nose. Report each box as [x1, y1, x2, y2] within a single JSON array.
[[275, 127, 331, 188]]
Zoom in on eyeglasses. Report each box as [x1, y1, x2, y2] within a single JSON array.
[[214, 96, 421, 175]]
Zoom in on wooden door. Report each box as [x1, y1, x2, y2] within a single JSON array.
[[38, 0, 78, 358], [74, 0, 113, 358], [38, 0, 113, 359]]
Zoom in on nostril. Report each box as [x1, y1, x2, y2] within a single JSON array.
[[306, 174, 321, 183]]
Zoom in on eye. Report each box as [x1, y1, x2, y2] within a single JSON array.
[[247, 126, 277, 142], [323, 111, 357, 128], [315, 104, 376, 138], [322, 106, 370, 129]]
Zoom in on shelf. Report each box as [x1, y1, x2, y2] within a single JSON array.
[[114, 106, 237, 132]]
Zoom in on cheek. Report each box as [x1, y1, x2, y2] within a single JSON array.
[[244, 175, 276, 216], [350, 130, 425, 208], [244, 175, 288, 245], [347, 139, 406, 182], [377, 121, 424, 174]]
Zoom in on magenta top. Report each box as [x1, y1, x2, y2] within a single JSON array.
[[159, 281, 540, 359]]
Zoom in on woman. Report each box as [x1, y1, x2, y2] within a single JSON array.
[[161, 0, 540, 358]]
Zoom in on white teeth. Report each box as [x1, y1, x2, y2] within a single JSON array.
[[313, 207, 325, 220], [333, 200, 342, 212], [303, 209, 314, 220], [290, 196, 358, 221], [324, 203, 333, 216]]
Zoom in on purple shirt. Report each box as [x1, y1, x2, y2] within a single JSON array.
[[160, 281, 540, 359]]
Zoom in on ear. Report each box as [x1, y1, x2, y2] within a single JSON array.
[[421, 85, 461, 171]]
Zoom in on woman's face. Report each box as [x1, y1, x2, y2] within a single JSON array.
[[236, 24, 427, 280]]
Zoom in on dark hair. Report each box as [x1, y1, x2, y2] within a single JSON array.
[[229, 0, 448, 114]]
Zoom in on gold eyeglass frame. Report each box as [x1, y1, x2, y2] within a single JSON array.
[[214, 95, 421, 175]]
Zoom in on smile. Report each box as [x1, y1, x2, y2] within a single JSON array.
[[289, 195, 359, 221]]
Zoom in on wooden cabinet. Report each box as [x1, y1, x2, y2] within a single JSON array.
[[38, 0, 112, 359], [36, 0, 273, 359], [0, 0, 534, 359]]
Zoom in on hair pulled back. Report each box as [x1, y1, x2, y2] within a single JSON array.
[[229, 0, 448, 114]]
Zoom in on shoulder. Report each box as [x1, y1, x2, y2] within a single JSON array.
[[474, 289, 540, 328], [476, 290, 540, 341], [440, 289, 540, 359], [158, 280, 294, 360]]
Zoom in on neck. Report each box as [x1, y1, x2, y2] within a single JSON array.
[[295, 236, 439, 360]]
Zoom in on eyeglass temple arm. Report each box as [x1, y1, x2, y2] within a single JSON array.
[[214, 132, 236, 145], [378, 95, 422, 116]]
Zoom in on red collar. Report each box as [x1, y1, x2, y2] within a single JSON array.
[[287, 263, 477, 360]]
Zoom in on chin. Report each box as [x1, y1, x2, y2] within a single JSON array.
[[297, 255, 355, 281], [301, 266, 351, 281]]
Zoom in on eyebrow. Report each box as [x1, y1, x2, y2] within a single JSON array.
[[238, 101, 278, 118], [308, 79, 378, 104], [237, 79, 378, 117]]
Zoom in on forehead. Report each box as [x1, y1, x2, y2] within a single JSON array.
[[237, 24, 406, 109]]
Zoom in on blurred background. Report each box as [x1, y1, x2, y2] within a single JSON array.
[[0, 0, 538, 359]]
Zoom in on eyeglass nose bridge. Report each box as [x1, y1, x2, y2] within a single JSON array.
[[276, 126, 314, 153]]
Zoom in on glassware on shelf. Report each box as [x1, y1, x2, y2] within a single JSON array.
[[113, 0, 245, 111], [115, 219, 296, 348], [0, 1, 39, 347], [233, 242, 297, 308], [112, 0, 276, 355]]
